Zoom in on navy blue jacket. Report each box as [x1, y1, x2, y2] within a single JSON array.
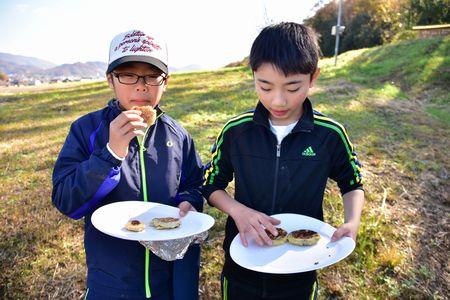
[[52, 99, 203, 299]]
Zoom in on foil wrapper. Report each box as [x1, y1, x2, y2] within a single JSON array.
[[139, 230, 209, 261]]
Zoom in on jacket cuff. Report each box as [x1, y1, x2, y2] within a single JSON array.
[[340, 184, 364, 196], [201, 186, 223, 207], [174, 192, 204, 212], [106, 143, 126, 161], [96, 146, 123, 167]]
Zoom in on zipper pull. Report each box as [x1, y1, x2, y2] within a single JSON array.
[[276, 144, 281, 157]]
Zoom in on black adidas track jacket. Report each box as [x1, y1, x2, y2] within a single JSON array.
[[202, 98, 363, 294]]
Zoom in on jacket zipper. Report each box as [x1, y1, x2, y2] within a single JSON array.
[[138, 112, 163, 299], [270, 144, 281, 214], [138, 129, 151, 299]]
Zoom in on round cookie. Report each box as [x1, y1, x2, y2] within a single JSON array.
[[125, 219, 145, 232], [265, 227, 288, 246], [131, 105, 156, 126], [287, 229, 320, 246], [151, 217, 181, 229]]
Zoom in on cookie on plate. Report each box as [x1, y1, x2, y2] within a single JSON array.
[[265, 227, 288, 246], [125, 219, 145, 232], [287, 229, 320, 246], [151, 217, 181, 230]]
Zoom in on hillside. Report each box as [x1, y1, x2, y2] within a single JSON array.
[[0, 36, 448, 299], [0, 52, 56, 69], [0, 59, 43, 75], [43, 61, 107, 78], [0, 52, 107, 79]]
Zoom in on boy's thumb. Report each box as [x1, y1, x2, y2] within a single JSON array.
[[331, 228, 344, 242], [178, 201, 192, 217]]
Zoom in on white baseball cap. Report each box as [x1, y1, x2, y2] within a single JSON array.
[[107, 29, 168, 74]]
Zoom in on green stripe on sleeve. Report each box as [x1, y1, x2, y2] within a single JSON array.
[[205, 115, 253, 185], [314, 120, 361, 182]]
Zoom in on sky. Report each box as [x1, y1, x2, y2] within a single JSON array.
[[0, 0, 326, 70]]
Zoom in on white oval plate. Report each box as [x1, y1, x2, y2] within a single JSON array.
[[91, 201, 215, 241], [230, 213, 355, 274]]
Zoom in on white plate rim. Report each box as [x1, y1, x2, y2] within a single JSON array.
[[229, 213, 356, 274], [91, 201, 215, 241]]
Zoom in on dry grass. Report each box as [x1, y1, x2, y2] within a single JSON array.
[[1, 38, 449, 299]]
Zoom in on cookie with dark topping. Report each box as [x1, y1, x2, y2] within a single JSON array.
[[265, 227, 288, 246], [125, 219, 145, 232], [287, 229, 320, 246]]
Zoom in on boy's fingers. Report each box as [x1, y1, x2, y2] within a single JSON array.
[[269, 217, 281, 225], [239, 232, 248, 247], [128, 121, 148, 128], [119, 123, 146, 136], [331, 227, 347, 242], [255, 233, 266, 246], [124, 130, 144, 141], [248, 226, 265, 246], [255, 226, 272, 245], [124, 128, 145, 137], [260, 219, 278, 237], [115, 112, 144, 127], [123, 109, 143, 117], [178, 201, 193, 217], [120, 121, 147, 132]]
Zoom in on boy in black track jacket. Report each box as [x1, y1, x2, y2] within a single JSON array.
[[202, 22, 364, 299]]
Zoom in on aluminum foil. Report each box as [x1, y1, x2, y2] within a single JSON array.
[[139, 230, 209, 261]]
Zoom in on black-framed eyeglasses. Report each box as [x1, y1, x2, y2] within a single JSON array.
[[112, 72, 167, 86]]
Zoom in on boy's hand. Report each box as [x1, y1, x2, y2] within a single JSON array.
[[331, 221, 360, 242], [229, 203, 280, 247], [178, 201, 196, 217], [109, 110, 148, 158]]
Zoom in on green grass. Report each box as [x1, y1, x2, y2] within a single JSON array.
[[1, 37, 449, 299]]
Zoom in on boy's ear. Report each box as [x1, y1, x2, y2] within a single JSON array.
[[106, 73, 114, 89], [309, 68, 320, 88], [162, 75, 169, 92]]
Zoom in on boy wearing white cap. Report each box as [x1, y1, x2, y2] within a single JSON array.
[[52, 30, 204, 299]]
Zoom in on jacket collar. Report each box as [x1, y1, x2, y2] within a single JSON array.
[[253, 97, 315, 133]]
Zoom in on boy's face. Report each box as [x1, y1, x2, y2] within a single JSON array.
[[107, 62, 168, 110], [254, 63, 319, 126]]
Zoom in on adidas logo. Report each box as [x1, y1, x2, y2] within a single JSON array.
[[302, 146, 316, 156]]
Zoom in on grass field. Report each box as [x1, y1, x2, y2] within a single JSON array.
[[1, 36, 449, 299]]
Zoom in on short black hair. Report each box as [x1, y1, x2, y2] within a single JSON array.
[[249, 22, 320, 76]]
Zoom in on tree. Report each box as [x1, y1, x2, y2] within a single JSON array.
[[305, 0, 407, 56], [305, 1, 338, 56], [0, 72, 8, 82], [405, 0, 450, 26]]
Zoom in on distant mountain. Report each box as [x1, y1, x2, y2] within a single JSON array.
[[44, 61, 107, 77], [0, 52, 56, 69], [169, 64, 204, 73], [0, 52, 107, 79], [0, 59, 43, 75], [0, 52, 208, 79]]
